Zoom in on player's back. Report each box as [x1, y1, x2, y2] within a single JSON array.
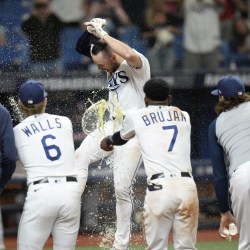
[[14, 113, 76, 184], [129, 105, 192, 177], [216, 102, 250, 175]]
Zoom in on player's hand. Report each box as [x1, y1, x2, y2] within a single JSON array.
[[100, 137, 114, 151], [90, 18, 107, 28], [219, 211, 237, 240], [84, 21, 108, 39]]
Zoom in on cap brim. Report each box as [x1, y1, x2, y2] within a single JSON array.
[[211, 89, 219, 95]]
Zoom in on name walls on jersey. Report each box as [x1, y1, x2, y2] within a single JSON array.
[[142, 110, 186, 126], [21, 118, 62, 137], [108, 71, 129, 91]]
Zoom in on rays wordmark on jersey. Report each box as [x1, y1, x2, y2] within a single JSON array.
[[108, 71, 129, 91]]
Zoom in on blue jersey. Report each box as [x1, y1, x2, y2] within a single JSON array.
[[0, 104, 17, 190]]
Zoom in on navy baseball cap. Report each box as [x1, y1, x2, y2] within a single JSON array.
[[19, 80, 48, 105], [211, 75, 245, 97]]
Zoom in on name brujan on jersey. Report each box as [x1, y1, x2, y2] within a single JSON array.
[[142, 110, 187, 126], [21, 118, 62, 137], [108, 71, 129, 90]]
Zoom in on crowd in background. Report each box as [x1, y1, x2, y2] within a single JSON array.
[[0, 0, 250, 75]]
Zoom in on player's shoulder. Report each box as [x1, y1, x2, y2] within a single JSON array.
[[135, 50, 150, 64], [170, 106, 190, 116], [209, 118, 217, 129], [127, 107, 147, 116], [0, 103, 9, 116], [0, 104, 12, 128], [49, 114, 72, 123], [133, 49, 146, 59], [128, 108, 150, 122], [124, 108, 144, 122]]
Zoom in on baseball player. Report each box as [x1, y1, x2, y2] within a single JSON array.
[[75, 18, 150, 249], [208, 75, 250, 249], [0, 103, 17, 193], [0, 103, 17, 250], [14, 80, 83, 250], [100, 78, 199, 250]]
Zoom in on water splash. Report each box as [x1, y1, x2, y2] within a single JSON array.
[[99, 224, 116, 249], [8, 96, 24, 122], [81, 99, 124, 137]]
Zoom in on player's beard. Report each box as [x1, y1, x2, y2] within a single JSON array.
[[108, 62, 120, 75]]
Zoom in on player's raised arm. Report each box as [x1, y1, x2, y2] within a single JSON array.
[[102, 35, 142, 68], [84, 19, 142, 68]]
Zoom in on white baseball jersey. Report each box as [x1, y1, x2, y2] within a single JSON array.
[[107, 50, 150, 114], [14, 113, 81, 250], [14, 113, 77, 185], [75, 49, 150, 250], [120, 105, 192, 177], [119, 105, 198, 250]]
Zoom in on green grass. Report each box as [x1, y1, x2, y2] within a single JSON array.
[[44, 240, 238, 250]]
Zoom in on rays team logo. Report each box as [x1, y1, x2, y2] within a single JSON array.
[[108, 71, 129, 91]]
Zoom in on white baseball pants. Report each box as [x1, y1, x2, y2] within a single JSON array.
[[144, 175, 199, 250], [17, 179, 81, 250], [75, 121, 142, 249], [230, 161, 250, 250]]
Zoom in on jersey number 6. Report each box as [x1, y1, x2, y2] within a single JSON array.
[[162, 125, 178, 152], [41, 134, 62, 161]]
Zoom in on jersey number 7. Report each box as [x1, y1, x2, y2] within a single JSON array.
[[162, 125, 178, 152]]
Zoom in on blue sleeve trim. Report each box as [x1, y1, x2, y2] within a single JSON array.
[[208, 119, 230, 213]]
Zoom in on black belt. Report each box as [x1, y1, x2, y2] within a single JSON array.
[[148, 172, 191, 191], [150, 172, 191, 180], [33, 176, 77, 185]]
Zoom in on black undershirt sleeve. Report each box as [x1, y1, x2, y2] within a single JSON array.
[[208, 119, 230, 213], [108, 131, 128, 146]]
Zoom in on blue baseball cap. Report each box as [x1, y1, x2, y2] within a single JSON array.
[[19, 80, 48, 105], [211, 75, 245, 97]]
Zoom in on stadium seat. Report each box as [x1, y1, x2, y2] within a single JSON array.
[[0, 0, 31, 28], [118, 26, 147, 55], [0, 28, 29, 70], [61, 27, 85, 71]]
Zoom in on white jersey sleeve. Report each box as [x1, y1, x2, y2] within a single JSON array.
[[120, 112, 136, 140]]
